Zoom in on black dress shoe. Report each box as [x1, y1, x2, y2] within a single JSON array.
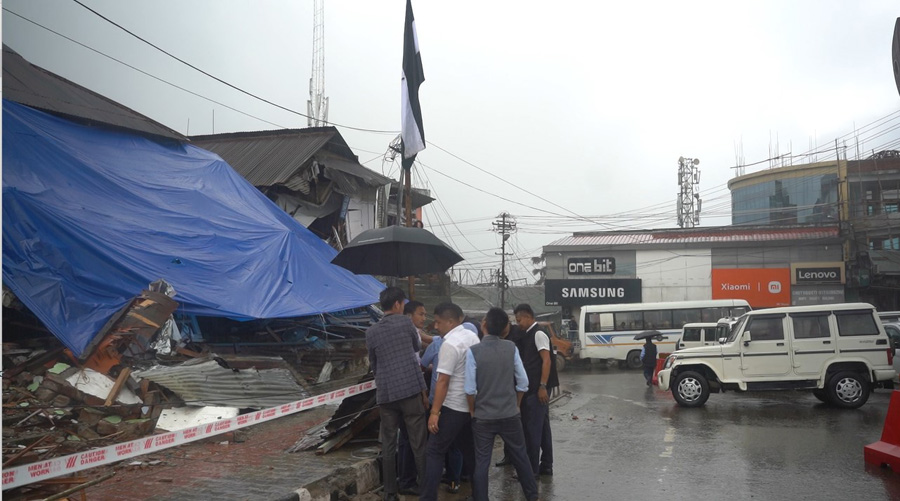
[[495, 456, 511, 466], [398, 485, 420, 496], [539, 467, 553, 476]]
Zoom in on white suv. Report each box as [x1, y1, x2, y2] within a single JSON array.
[[658, 303, 896, 409]]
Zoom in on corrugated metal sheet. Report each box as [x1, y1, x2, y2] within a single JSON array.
[[546, 226, 840, 248], [190, 129, 391, 191], [3, 45, 185, 141], [191, 129, 332, 186], [134, 358, 310, 409]]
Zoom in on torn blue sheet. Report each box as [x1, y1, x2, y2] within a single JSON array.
[[2, 100, 384, 356]]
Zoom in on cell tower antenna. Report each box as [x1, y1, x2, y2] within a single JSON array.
[[676, 156, 701, 228], [307, 0, 329, 127]]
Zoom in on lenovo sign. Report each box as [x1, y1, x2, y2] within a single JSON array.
[[790, 262, 844, 285]]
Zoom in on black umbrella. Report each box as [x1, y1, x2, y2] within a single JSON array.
[[331, 225, 464, 277], [634, 330, 663, 340]]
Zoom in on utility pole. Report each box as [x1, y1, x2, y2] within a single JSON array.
[[676, 156, 701, 228], [492, 212, 516, 310]]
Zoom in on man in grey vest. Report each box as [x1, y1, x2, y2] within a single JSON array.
[[465, 308, 539, 501]]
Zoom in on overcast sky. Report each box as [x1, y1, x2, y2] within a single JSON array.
[[4, 1, 900, 284]]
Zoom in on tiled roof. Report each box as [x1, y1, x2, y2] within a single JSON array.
[[545, 225, 840, 248]]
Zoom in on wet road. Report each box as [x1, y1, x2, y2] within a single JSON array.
[[480, 364, 900, 500]]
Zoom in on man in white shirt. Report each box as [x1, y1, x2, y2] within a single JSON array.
[[419, 302, 480, 501]]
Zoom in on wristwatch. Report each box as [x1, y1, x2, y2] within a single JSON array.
[[539, 383, 547, 388]]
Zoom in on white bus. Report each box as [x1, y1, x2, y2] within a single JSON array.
[[578, 299, 752, 369]]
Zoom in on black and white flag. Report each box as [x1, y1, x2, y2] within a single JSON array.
[[401, 0, 425, 171]]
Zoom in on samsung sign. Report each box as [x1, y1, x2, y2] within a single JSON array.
[[567, 257, 616, 275], [545, 279, 642, 306], [790, 262, 845, 285]]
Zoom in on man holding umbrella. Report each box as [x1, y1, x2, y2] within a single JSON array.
[[366, 287, 429, 500], [639, 332, 659, 386]]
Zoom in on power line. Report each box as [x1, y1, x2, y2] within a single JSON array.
[[69, 0, 397, 135]]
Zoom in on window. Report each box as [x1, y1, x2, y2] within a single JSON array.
[[835, 311, 880, 336], [791, 314, 830, 339], [586, 312, 614, 332], [746, 315, 785, 341], [673, 309, 702, 328], [681, 328, 701, 342], [702, 328, 718, 343], [644, 310, 672, 330], [614, 311, 643, 331]]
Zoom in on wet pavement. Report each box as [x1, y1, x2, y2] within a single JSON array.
[[471, 363, 900, 500], [34, 364, 900, 500]]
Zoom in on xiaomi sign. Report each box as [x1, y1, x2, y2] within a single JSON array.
[[712, 268, 791, 307]]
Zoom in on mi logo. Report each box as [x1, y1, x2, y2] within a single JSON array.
[[768, 281, 782, 294]]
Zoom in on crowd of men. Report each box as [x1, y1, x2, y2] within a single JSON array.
[[366, 287, 558, 501]]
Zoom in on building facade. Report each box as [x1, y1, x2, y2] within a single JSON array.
[[542, 226, 844, 318], [728, 152, 900, 308]]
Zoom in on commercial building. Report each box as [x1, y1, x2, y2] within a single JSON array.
[[543, 151, 900, 314]]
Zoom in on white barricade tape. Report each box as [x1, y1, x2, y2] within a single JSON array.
[[2, 380, 375, 490]]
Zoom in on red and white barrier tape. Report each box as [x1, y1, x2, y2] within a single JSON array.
[[2, 380, 375, 490]]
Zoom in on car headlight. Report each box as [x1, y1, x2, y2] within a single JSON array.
[[664, 355, 675, 369]]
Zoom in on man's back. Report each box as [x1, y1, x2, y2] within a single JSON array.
[[366, 313, 425, 404], [469, 336, 523, 420]]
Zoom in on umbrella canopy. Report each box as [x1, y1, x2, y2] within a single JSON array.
[[331, 225, 464, 277], [634, 330, 664, 340]]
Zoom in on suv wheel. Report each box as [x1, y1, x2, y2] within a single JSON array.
[[826, 371, 870, 409], [672, 371, 710, 408], [626, 350, 642, 370], [812, 389, 828, 403]]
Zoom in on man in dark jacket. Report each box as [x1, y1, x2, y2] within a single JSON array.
[[512, 304, 558, 477], [641, 336, 659, 386]]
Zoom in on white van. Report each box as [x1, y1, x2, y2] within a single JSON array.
[[658, 303, 896, 409]]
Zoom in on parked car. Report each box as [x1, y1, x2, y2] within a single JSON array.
[[882, 322, 900, 356], [675, 322, 719, 350], [658, 303, 896, 409]]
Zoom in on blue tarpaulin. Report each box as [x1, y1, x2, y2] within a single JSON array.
[[2, 100, 384, 356]]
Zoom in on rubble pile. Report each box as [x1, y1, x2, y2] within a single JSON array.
[[2, 282, 380, 498]]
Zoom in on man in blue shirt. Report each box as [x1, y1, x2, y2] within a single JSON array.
[[465, 308, 538, 501]]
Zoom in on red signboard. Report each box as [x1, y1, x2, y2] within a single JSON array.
[[712, 268, 791, 307]]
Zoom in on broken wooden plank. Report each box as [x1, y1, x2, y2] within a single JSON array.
[[264, 325, 283, 342], [3, 434, 53, 467], [104, 368, 132, 406], [175, 346, 203, 358], [41, 471, 116, 500]]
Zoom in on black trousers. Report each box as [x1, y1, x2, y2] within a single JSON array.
[[472, 416, 538, 501], [420, 407, 474, 501], [520, 393, 548, 475]]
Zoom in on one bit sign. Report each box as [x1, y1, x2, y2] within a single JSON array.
[[568, 257, 615, 275]]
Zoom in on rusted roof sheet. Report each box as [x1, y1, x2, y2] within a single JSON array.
[[190, 128, 391, 189], [134, 357, 310, 409], [2, 45, 186, 141], [546, 225, 840, 248]]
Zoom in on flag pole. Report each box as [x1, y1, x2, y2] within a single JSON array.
[[401, 0, 425, 300], [405, 161, 415, 300]]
